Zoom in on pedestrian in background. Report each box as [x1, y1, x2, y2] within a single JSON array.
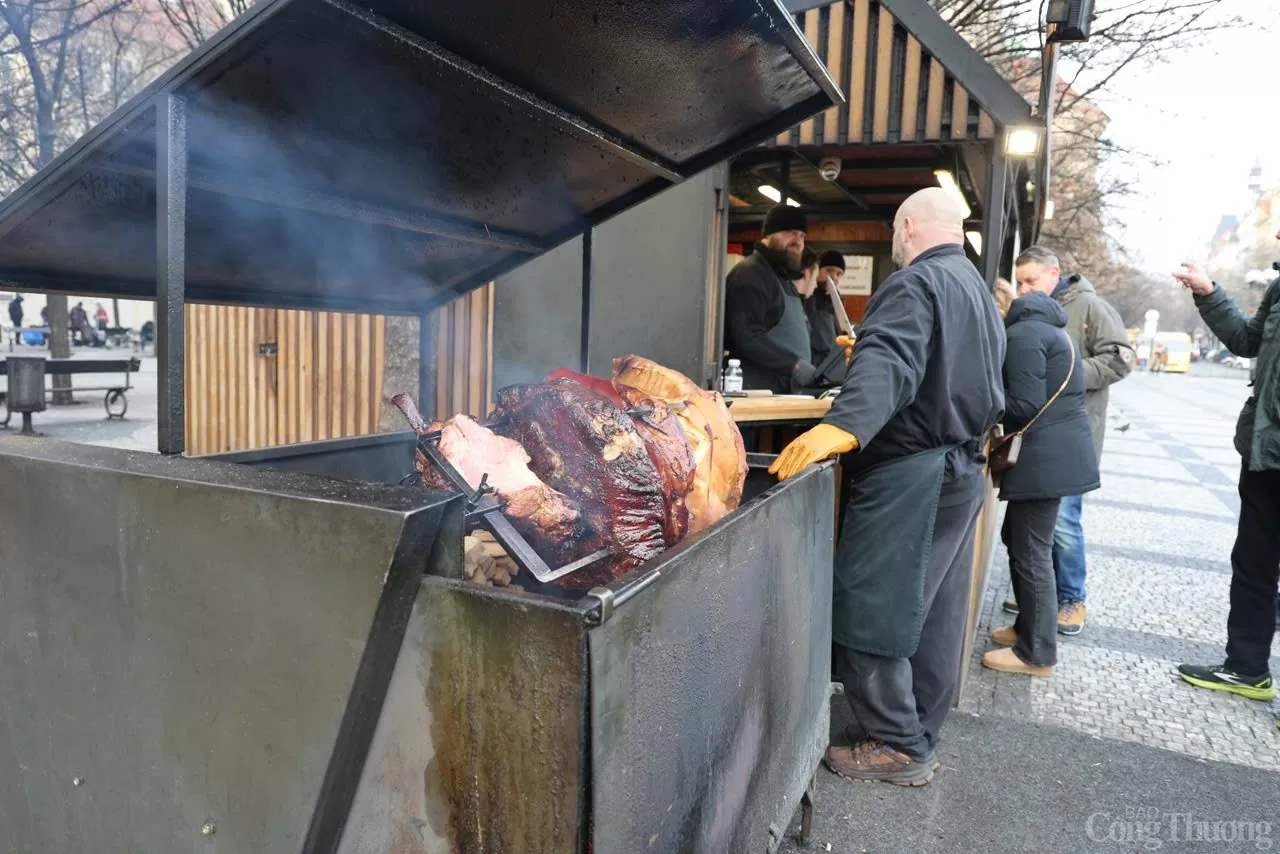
[[984, 291, 1099, 677], [8, 294, 23, 346], [1172, 255, 1279, 702], [1010, 247, 1133, 635], [993, 277, 1016, 318]]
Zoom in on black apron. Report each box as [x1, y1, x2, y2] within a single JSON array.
[[831, 446, 952, 658], [741, 284, 811, 393]]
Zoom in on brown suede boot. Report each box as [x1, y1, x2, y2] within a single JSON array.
[[991, 625, 1017, 647], [981, 647, 1054, 677], [824, 740, 935, 787]]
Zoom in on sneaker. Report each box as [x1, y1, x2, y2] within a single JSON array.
[[1057, 602, 1086, 636], [1002, 599, 1019, 615], [823, 740, 935, 787], [1177, 664, 1277, 702]]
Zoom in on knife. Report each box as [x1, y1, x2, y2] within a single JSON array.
[[825, 276, 854, 336]]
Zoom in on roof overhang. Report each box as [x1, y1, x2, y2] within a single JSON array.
[[0, 0, 842, 314]]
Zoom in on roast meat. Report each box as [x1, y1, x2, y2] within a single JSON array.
[[612, 355, 748, 533], [392, 395, 582, 558], [547, 369, 695, 545], [491, 380, 667, 586]]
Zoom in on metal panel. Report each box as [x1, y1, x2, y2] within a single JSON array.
[[492, 236, 584, 391], [0, 438, 454, 853], [588, 170, 720, 383], [205, 431, 419, 485], [0, 0, 839, 315], [339, 580, 590, 854], [589, 463, 835, 854]]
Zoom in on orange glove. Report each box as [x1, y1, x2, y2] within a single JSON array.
[[768, 423, 859, 481], [835, 334, 855, 365]]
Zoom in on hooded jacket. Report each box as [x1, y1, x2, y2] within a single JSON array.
[[1053, 274, 1134, 459], [999, 292, 1100, 502]]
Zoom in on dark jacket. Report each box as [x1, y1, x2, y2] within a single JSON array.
[[804, 292, 840, 370], [1195, 280, 1280, 472], [8, 296, 22, 325], [999, 292, 1100, 502], [1053, 274, 1134, 459], [823, 243, 1005, 495], [724, 247, 813, 391]]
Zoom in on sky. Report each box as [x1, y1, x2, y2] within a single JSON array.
[[1072, 0, 1280, 275]]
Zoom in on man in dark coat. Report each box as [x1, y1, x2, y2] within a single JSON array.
[[8, 294, 23, 346], [1172, 254, 1280, 702], [724, 204, 818, 393], [770, 188, 1005, 786]]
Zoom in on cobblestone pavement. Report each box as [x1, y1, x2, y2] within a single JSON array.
[[961, 369, 1280, 771]]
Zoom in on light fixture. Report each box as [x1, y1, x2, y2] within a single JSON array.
[[1004, 126, 1044, 157], [1046, 0, 1094, 43], [965, 230, 983, 255], [932, 169, 972, 219], [758, 184, 801, 207], [1044, 199, 1056, 221]]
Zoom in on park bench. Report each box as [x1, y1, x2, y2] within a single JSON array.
[[0, 357, 139, 427]]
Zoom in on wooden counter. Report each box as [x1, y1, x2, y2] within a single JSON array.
[[728, 395, 831, 424]]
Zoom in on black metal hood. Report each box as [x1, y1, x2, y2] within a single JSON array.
[[0, 0, 840, 314]]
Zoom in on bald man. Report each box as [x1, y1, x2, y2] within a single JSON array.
[[770, 188, 1006, 786]]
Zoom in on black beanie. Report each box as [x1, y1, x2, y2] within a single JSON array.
[[818, 250, 845, 271], [762, 203, 807, 236]]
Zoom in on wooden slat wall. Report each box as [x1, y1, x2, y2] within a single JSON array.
[[433, 283, 496, 421], [184, 305, 385, 456], [772, 0, 999, 147]]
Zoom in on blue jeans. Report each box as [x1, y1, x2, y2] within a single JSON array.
[[1052, 494, 1087, 606]]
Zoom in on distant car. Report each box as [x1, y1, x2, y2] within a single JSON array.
[[1154, 332, 1192, 373]]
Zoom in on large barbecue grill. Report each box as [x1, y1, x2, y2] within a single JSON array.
[[0, 0, 842, 851]]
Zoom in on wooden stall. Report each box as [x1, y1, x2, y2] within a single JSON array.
[[183, 283, 496, 456], [183, 305, 386, 456]]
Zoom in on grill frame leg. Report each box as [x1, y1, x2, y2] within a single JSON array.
[[798, 777, 815, 845]]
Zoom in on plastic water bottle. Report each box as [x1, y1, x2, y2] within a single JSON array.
[[723, 358, 744, 393]]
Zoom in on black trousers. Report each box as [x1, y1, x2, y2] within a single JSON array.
[[1002, 499, 1061, 668], [834, 490, 984, 760], [1224, 466, 1280, 676]]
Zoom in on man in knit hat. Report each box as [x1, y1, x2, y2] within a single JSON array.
[[723, 203, 818, 393]]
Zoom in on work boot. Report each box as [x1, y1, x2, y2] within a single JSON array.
[[1002, 598, 1019, 615], [1057, 602, 1087, 636], [991, 625, 1017, 647], [843, 725, 941, 772], [981, 647, 1054, 677], [1177, 664, 1276, 702], [824, 740, 935, 787]]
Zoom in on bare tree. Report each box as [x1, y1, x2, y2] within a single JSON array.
[[157, 0, 251, 52], [933, 0, 1250, 295], [1, 0, 178, 398]]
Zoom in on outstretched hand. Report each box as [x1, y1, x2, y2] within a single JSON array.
[[1172, 262, 1214, 297]]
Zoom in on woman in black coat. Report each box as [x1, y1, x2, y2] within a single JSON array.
[[983, 291, 1099, 677]]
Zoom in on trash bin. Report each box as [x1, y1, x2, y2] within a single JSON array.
[[7, 356, 46, 434]]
